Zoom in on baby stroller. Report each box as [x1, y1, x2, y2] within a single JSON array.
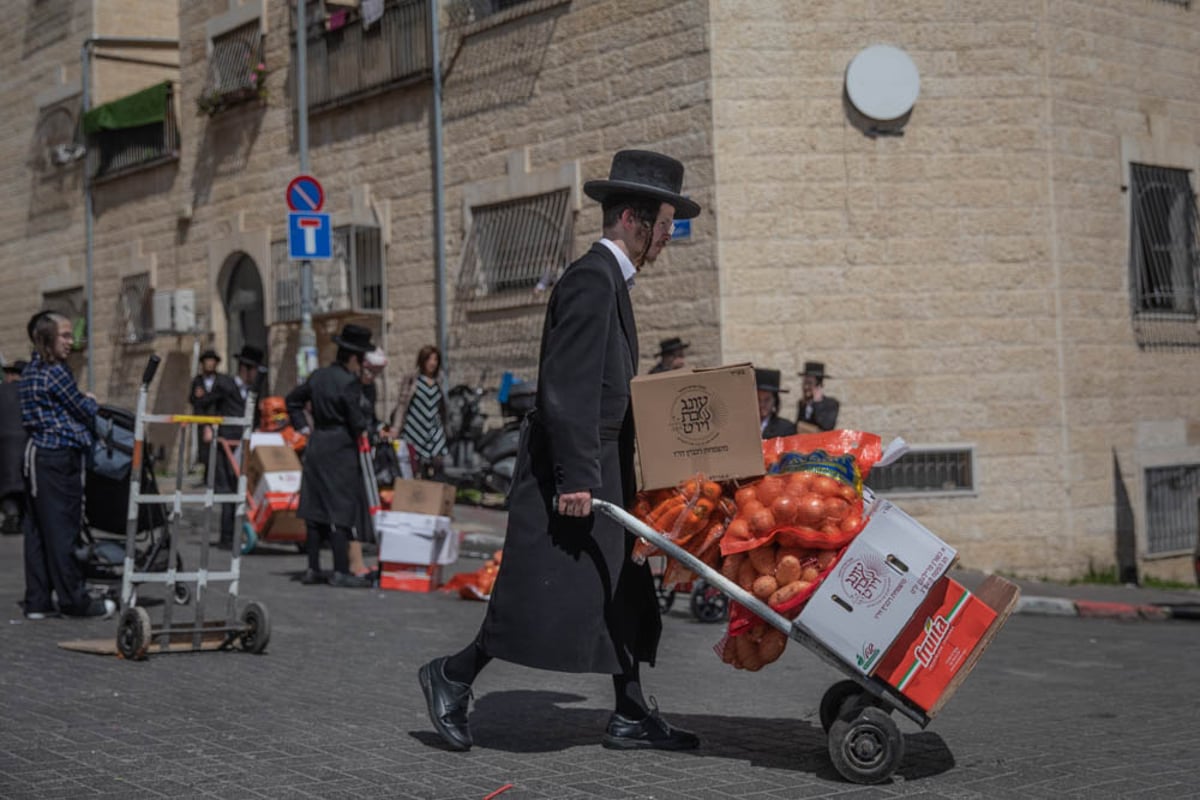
[[74, 404, 189, 605]]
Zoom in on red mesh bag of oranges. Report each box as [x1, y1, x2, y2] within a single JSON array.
[[630, 476, 734, 589]]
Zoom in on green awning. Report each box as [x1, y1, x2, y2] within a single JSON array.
[[82, 81, 171, 134]]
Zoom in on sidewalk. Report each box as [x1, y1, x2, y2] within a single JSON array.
[[450, 502, 1200, 622]]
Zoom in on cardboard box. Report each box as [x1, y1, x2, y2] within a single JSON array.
[[874, 576, 997, 713], [245, 445, 302, 495], [630, 363, 763, 490], [390, 479, 456, 519], [376, 510, 459, 565], [379, 562, 443, 592], [796, 500, 957, 674]]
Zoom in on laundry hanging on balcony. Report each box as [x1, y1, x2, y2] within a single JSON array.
[[362, 0, 384, 29], [82, 81, 171, 134]]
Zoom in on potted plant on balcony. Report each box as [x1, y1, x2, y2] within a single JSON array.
[[196, 58, 268, 116]]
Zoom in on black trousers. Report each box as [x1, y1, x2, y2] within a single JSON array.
[[306, 521, 351, 574], [213, 442, 237, 545], [23, 447, 90, 615]]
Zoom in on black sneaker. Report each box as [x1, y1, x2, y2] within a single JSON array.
[[76, 598, 117, 619], [299, 569, 325, 585], [328, 571, 371, 588]]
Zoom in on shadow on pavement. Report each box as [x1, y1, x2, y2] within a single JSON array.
[[410, 689, 956, 781]]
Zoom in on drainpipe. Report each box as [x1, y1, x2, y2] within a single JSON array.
[[429, 0, 448, 369], [80, 35, 177, 392]]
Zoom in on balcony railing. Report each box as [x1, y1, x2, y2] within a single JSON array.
[[83, 82, 180, 181], [272, 225, 384, 322], [302, 0, 431, 112]]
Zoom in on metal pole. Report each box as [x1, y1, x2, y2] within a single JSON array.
[[297, 0, 316, 379], [429, 0, 448, 367], [80, 35, 177, 392]]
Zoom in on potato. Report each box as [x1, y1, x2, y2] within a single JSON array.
[[775, 554, 802, 585], [800, 565, 821, 583], [736, 560, 758, 592], [816, 549, 838, 569], [751, 574, 778, 600], [721, 552, 745, 582], [769, 579, 812, 607], [734, 632, 759, 665], [748, 544, 778, 576], [757, 629, 788, 664]]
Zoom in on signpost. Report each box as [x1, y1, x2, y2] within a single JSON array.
[[286, 174, 325, 379]]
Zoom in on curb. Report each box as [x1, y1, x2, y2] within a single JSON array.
[[1017, 595, 1198, 622]]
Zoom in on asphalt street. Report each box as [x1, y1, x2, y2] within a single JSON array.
[[2, 507, 1200, 799]]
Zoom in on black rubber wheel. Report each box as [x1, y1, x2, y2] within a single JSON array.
[[116, 606, 152, 661], [819, 679, 865, 733], [239, 601, 271, 654], [689, 579, 728, 623], [240, 523, 257, 555], [653, 575, 676, 614], [827, 704, 905, 784], [172, 553, 190, 606]]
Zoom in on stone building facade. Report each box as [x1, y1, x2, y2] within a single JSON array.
[[2, 0, 1198, 580]]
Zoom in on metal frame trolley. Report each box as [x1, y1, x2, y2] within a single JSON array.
[[114, 355, 270, 660], [591, 498, 1019, 785]]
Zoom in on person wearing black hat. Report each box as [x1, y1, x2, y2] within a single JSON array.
[[797, 361, 839, 432], [419, 150, 702, 754], [756, 368, 798, 440], [648, 337, 688, 374], [0, 360, 28, 534], [285, 324, 374, 588], [195, 344, 266, 549], [188, 348, 223, 477]]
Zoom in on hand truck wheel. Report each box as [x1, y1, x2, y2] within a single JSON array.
[[116, 606, 152, 661], [689, 578, 728, 623], [819, 679, 864, 733], [241, 522, 258, 555], [239, 600, 271, 654], [827, 702, 905, 784], [653, 574, 676, 614]]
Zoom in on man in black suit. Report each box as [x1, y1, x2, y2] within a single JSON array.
[[756, 368, 797, 440], [797, 361, 840, 431], [648, 337, 688, 374], [0, 360, 28, 534], [188, 348, 222, 478], [195, 345, 263, 549], [419, 150, 701, 753]]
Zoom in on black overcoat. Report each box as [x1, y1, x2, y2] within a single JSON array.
[[762, 413, 797, 440], [0, 383, 26, 498], [479, 242, 661, 675], [286, 363, 367, 528]]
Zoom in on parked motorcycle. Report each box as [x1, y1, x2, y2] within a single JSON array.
[[443, 372, 535, 503]]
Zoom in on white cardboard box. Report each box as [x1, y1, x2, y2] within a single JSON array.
[[376, 510, 459, 566], [797, 500, 957, 675], [249, 432, 286, 450], [252, 471, 302, 505]]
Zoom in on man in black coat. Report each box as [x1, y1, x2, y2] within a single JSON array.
[[188, 348, 222, 479], [285, 325, 373, 588], [756, 368, 798, 440], [648, 337, 688, 374], [797, 361, 840, 431], [0, 360, 28, 534], [195, 345, 263, 549], [419, 150, 702, 753]]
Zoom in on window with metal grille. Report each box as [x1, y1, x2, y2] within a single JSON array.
[[1128, 164, 1200, 348], [458, 189, 573, 299], [85, 83, 180, 181], [865, 446, 975, 495], [272, 225, 384, 322], [1144, 464, 1200, 556], [446, 0, 539, 25], [201, 22, 264, 110], [117, 273, 154, 344], [300, 0, 431, 112]]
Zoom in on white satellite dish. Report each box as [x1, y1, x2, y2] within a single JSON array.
[[845, 44, 920, 123]]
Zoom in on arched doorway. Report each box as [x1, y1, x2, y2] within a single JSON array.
[[222, 253, 267, 367]]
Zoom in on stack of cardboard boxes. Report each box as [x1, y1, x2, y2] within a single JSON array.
[[376, 479, 460, 592], [243, 434, 305, 544], [629, 363, 1018, 716]]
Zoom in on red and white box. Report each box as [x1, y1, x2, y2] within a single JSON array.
[[874, 576, 998, 712], [379, 563, 444, 592], [376, 510, 460, 592]]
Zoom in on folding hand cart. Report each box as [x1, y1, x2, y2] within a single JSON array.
[[591, 498, 1019, 785], [114, 355, 270, 660]]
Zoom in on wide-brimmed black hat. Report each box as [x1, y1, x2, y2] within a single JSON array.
[[235, 345, 265, 368], [657, 337, 689, 357], [755, 368, 788, 394], [199, 348, 221, 363], [800, 361, 831, 380], [332, 323, 374, 354], [3, 359, 28, 374], [583, 150, 701, 220]]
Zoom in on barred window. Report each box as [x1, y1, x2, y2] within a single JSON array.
[[272, 225, 383, 322], [1144, 464, 1200, 556], [201, 21, 264, 111], [84, 82, 180, 181], [458, 189, 572, 298], [1129, 164, 1200, 349], [865, 446, 975, 496], [117, 273, 154, 344]]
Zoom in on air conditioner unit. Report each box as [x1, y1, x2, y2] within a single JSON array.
[[153, 288, 197, 334]]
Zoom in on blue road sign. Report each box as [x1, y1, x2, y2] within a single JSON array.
[[671, 219, 691, 240], [288, 212, 332, 260], [286, 175, 324, 212]]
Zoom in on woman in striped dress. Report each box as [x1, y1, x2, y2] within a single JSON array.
[[392, 345, 448, 480]]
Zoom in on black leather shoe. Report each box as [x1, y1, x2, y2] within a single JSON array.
[[602, 707, 700, 751], [328, 571, 371, 588], [418, 657, 473, 751], [299, 569, 324, 585]]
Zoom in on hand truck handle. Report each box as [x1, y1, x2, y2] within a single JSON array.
[[141, 354, 161, 387]]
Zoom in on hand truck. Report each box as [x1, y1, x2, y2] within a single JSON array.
[[114, 355, 271, 660], [591, 497, 1019, 785]]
